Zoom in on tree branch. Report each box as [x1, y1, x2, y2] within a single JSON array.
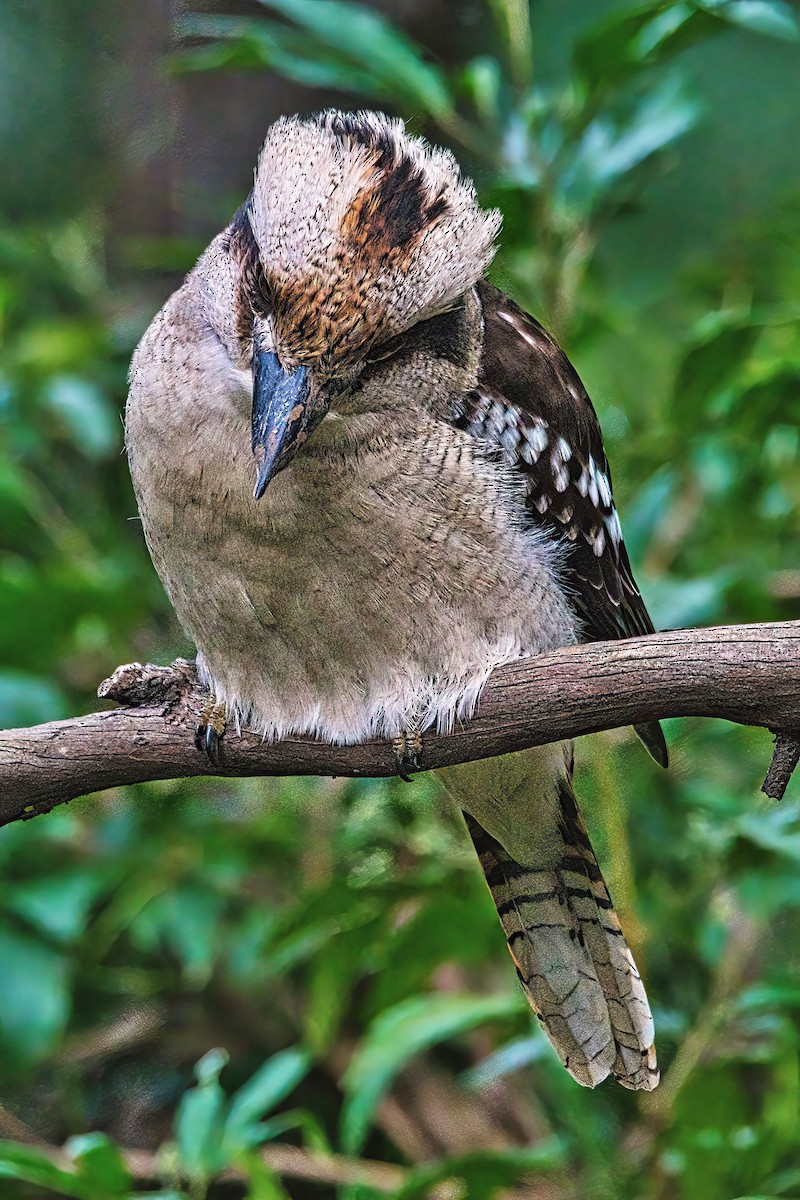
[[0, 621, 798, 825]]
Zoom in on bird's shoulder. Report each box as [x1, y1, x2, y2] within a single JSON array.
[[454, 279, 656, 644]]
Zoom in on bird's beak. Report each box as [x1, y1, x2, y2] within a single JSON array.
[[251, 343, 312, 500]]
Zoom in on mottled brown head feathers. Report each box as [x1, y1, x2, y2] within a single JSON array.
[[231, 110, 500, 374]]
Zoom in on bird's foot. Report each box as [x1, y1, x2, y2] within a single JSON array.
[[194, 699, 228, 767], [392, 729, 423, 783]]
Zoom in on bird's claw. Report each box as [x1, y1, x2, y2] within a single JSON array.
[[194, 700, 227, 766], [392, 730, 423, 783]]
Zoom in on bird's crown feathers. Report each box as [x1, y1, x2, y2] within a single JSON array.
[[238, 110, 500, 368]]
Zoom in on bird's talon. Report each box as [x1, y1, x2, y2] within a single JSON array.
[[195, 700, 227, 766], [393, 730, 423, 782], [205, 724, 221, 767]]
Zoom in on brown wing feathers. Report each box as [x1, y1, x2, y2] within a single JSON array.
[[458, 280, 667, 767]]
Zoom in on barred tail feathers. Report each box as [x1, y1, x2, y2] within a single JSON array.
[[437, 748, 658, 1090]]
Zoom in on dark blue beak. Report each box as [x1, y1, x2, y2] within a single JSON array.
[[251, 347, 311, 500]]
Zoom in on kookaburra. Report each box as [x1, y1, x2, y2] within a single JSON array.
[[126, 110, 667, 1091]]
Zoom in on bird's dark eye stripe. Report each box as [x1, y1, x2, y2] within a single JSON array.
[[226, 195, 274, 333], [362, 305, 469, 373]]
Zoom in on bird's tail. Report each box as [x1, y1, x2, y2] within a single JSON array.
[[437, 747, 658, 1090]]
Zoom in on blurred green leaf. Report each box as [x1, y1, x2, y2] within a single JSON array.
[[0, 1136, 133, 1199], [0, 924, 70, 1063], [733, 805, 800, 861], [574, 0, 797, 99], [573, 3, 720, 96], [341, 992, 524, 1153], [698, 0, 800, 40], [0, 1144, 88, 1199], [393, 1142, 565, 1200], [645, 572, 728, 627], [176, 15, 384, 95], [673, 314, 761, 421], [135, 884, 224, 985], [564, 73, 698, 206], [255, 0, 455, 118], [44, 376, 120, 459], [224, 1048, 311, 1146], [5, 869, 104, 943], [460, 1031, 551, 1088], [65, 1134, 131, 1198], [459, 57, 503, 126], [178, 0, 456, 121], [129, 1193, 186, 1200], [234, 1154, 292, 1200], [0, 670, 68, 728], [174, 1048, 229, 1179]]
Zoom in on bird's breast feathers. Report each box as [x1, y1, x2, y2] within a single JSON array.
[[128, 342, 577, 742]]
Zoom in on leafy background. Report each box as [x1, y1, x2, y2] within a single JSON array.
[[1, 1, 799, 1197]]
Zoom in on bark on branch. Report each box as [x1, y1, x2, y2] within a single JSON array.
[[0, 621, 798, 826]]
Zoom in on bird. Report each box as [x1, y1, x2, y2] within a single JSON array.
[[126, 109, 667, 1091]]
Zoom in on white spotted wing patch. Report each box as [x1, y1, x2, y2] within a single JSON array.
[[453, 279, 664, 647], [460, 388, 550, 469], [460, 385, 621, 564]]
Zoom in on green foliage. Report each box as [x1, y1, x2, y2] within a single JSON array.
[[172, 1045, 315, 1186], [0, 1136, 131, 1200], [0, 1046, 314, 1198], [2, 1, 799, 1198], [341, 991, 524, 1153], [0, 225, 167, 727], [176, 1, 455, 122], [174, 0, 799, 329]]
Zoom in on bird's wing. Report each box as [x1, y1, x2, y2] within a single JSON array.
[[455, 280, 666, 765]]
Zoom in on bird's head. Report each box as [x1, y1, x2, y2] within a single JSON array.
[[213, 109, 500, 497]]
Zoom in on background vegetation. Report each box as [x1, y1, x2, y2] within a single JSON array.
[[1, 1, 799, 1197]]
